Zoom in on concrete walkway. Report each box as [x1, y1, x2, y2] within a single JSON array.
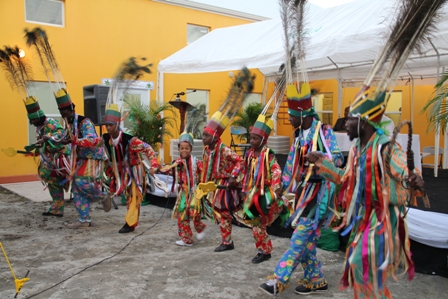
[[0, 181, 70, 202]]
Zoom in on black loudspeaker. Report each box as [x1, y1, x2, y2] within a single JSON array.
[[83, 84, 109, 125]]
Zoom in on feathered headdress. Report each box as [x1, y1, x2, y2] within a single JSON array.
[[350, 0, 448, 124], [204, 67, 255, 137], [0, 46, 44, 119], [103, 57, 152, 125], [279, 0, 315, 118], [24, 27, 72, 110]]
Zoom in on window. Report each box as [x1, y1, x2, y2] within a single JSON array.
[[114, 88, 150, 133], [243, 93, 261, 108], [27, 81, 64, 144], [313, 92, 333, 126], [186, 89, 208, 139], [187, 24, 209, 44], [25, 0, 64, 27]]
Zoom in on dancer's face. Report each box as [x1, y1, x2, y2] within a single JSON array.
[[288, 114, 302, 129], [60, 109, 74, 124], [249, 133, 263, 150], [202, 131, 214, 146], [106, 123, 119, 137], [346, 115, 361, 141], [29, 117, 45, 127], [178, 142, 192, 159]]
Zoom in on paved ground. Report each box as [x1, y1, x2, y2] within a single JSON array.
[[0, 182, 447, 299]]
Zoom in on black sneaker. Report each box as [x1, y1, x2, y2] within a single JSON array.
[[295, 282, 328, 295], [42, 211, 63, 217], [214, 242, 234, 252], [259, 278, 278, 295], [251, 253, 271, 264], [118, 223, 135, 234]]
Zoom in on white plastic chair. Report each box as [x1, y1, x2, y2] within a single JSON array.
[[421, 146, 443, 169], [230, 126, 250, 156]]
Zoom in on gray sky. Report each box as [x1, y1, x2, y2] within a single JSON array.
[[189, 0, 357, 19]]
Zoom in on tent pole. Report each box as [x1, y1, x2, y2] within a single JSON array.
[[429, 38, 440, 177], [443, 66, 448, 169], [326, 56, 342, 119], [157, 71, 165, 163]]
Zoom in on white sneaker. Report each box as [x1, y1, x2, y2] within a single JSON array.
[[175, 240, 193, 247], [196, 230, 206, 241]]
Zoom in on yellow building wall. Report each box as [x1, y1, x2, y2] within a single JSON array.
[[0, 0, 253, 182]]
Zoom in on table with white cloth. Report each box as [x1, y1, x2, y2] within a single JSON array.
[[334, 133, 422, 171]]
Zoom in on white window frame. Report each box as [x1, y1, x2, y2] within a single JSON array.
[[187, 24, 210, 45], [115, 87, 150, 133], [25, 0, 65, 28]]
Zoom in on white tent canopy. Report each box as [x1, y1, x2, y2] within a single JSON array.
[[157, 0, 448, 172], [158, 0, 448, 80]]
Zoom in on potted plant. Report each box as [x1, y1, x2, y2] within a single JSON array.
[[231, 102, 264, 142], [125, 98, 177, 153]]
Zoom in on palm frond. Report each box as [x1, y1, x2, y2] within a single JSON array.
[[185, 103, 207, 139], [422, 71, 448, 134], [125, 98, 177, 151], [232, 102, 264, 141]]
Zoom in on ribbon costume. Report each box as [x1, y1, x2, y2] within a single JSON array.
[[25, 28, 107, 228], [101, 57, 157, 233], [163, 132, 206, 246], [240, 104, 283, 263], [0, 46, 70, 217], [260, 0, 343, 295], [310, 1, 443, 298], [201, 67, 255, 252]]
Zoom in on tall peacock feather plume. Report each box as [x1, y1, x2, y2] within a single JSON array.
[[0, 46, 44, 120], [278, 0, 314, 119], [104, 56, 152, 120], [205, 67, 255, 137], [0, 46, 33, 101], [350, 0, 448, 124], [24, 27, 71, 109]]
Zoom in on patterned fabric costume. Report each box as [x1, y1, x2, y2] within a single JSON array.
[[202, 139, 242, 244], [0, 47, 71, 217], [68, 114, 106, 223], [103, 130, 158, 229], [315, 133, 420, 299], [36, 118, 71, 215], [167, 133, 206, 245], [200, 67, 255, 248], [241, 145, 282, 255], [273, 117, 343, 288], [310, 1, 442, 296]]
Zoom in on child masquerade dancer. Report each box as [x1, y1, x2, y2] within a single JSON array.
[[0, 46, 70, 218], [202, 67, 255, 252], [161, 132, 206, 246], [260, 0, 343, 296], [306, 1, 442, 298]]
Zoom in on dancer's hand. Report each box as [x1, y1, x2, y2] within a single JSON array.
[[228, 177, 237, 189], [305, 151, 325, 163], [407, 173, 424, 190], [275, 188, 283, 199]]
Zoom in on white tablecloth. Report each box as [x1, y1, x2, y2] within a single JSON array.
[[335, 133, 422, 171], [407, 208, 448, 248]]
